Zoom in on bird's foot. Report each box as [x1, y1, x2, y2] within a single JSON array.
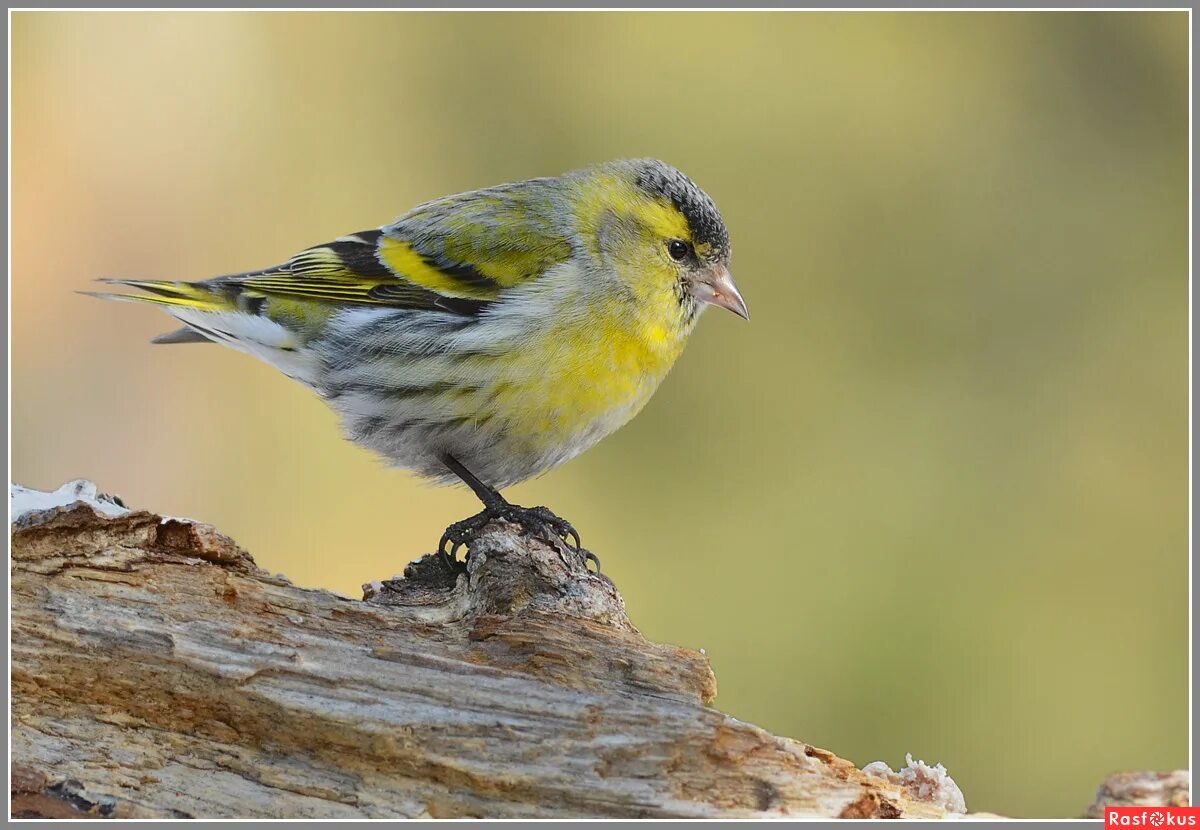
[[438, 501, 599, 574]]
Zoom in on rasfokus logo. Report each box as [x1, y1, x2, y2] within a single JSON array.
[[1106, 808, 1198, 826]]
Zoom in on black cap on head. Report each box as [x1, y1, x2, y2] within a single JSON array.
[[630, 159, 730, 261]]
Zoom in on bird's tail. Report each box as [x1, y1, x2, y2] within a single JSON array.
[[82, 278, 318, 384], [82, 279, 236, 314], [83, 279, 243, 346]]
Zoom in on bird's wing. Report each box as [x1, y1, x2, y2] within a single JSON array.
[[377, 180, 574, 299], [231, 229, 487, 315], [96, 229, 476, 314], [231, 183, 575, 311], [92, 185, 574, 343]]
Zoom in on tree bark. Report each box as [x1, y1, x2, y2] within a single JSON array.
[[6, 482, 1177, 819]]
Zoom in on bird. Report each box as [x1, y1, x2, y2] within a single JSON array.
[[88, 158, 747, 572]]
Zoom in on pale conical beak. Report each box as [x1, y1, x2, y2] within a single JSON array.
[[692, 265, 749, 319]]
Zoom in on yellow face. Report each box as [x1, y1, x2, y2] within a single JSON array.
[[573, 173, 719, 324]]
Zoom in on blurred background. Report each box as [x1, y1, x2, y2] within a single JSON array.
[[11, 11, 1188, 817]]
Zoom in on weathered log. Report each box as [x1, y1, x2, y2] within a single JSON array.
[[7, 481, 1175, 819]]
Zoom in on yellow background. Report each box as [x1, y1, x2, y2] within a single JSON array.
[[11, 11, 1188, 817]]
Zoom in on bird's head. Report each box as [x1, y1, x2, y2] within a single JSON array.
[[571, 159, 747, 325]]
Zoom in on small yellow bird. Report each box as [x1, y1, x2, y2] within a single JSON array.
[[91, 159, 747, 570]]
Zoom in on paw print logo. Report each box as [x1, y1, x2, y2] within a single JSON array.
[[1148, 812, 1166, 827]]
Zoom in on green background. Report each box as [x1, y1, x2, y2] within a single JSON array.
[[11, 11, 1188, 817]]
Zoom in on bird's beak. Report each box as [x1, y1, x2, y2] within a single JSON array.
[[692, 265, 749, 320]]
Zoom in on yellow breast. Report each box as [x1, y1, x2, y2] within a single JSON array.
[[470, 284, 690, 461]]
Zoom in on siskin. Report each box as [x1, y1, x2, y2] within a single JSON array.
[[90, 159, 747, 570]]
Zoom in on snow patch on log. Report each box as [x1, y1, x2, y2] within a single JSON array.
[[10, 480, 129, 524]]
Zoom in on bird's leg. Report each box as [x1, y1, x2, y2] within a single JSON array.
[[437, 453, 598, 573]]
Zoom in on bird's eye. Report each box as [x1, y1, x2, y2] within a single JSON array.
[[667, 240, 690, 261]]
